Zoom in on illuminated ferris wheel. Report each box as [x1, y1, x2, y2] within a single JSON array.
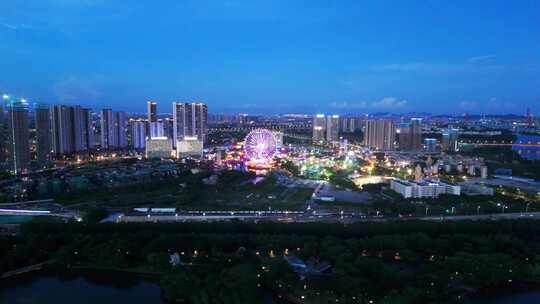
[[244, 128, 277, 161]]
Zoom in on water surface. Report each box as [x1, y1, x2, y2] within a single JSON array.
[[0, 215, 34, 224], [0, 269, 163, 304]]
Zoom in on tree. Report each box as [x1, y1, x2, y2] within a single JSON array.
[[147, 252, 170, 270], [82, 208, 109, 223]]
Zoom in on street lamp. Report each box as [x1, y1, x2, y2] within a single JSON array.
[[477, 206, 481, 216], [425, 206, 429, 216], [526, 202, 532, 214]]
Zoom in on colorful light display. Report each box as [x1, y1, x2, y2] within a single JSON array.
[[244, 128, 277, 161]]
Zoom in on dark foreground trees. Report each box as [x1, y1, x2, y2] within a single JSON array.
[[3, 219, 540, 303]]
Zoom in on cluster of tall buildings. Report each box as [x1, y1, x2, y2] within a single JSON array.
[[141, 101, 208, 158], [5, 99, 31, 174], [312, 115, 421, 151], [363, 119, 396, 150], [0, 96, 208, 174], [339, 117, 359, 133], [2, 100, 90, 173], [100, 109, 127, 150], [46, 105, 95, 159], [360, 118, 426, 151], [1, 99, 123, 173], [397, 118, 423, 151], [312, 114, 340, 143], [441, 128, 459, 152], [312, 114, 427, 152]]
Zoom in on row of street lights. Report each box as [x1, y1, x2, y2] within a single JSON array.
[[424, 202, 534, 217]]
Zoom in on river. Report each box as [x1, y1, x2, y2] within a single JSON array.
[[0, 269, 537, 303], [0, 215, 34, 224], [471, 291, 540, 303], [0, 269, 163, 304]]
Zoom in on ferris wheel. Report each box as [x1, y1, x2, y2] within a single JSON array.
[[244, 128, 277, 161]]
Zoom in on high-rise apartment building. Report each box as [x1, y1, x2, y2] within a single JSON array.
[[84, 108, 95, 150], [340, 117, 357, 133], [6, 99, 30, 173], [147, 101, 157, 124], [149, 121, 165, 138], [0, 103, 5, 163], [424, 138, 437, 152], [312, 114, 326, 142], [363, 119, 395, 150], [116, 111, 127, 148], [164, 118, 174, 140], [51, 105, 74, 155], [100, 109, 127, 150], [442, 128, 459, 152], [147, 100, 157, 136], [35, 104, 51, 164], [73, 106, 94, 152], [326, 115, 339, 142], [51, 105, 94, 155], [398, 118, 422, 151], [130, 120, 146, 149], [172, 102, 208, 148], [100, 109, 116, 149], [397, 122, 410, 150], [409, 118, 422, 150]]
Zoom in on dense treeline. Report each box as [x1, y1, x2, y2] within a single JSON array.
[[19, 218, 540, 239], [3, 219, 540, 303]]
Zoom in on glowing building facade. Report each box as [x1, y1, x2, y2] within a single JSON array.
[[6, 99, 30, 174]]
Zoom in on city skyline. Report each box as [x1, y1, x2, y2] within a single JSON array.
[[0, 95, 537, 117], [2, 3, 540, 304], [0, 1, 539, 114]]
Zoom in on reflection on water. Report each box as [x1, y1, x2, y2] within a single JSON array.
[[513, 135, 540, 160], [0, 215, 34, 224], [473, 291, 540, 303], [0, 269, 163, 304], [14, 268, 539, 303]]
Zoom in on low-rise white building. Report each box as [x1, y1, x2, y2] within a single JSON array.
[[390, 178, 460, 198], [460, 182, 494, 196], [176, 136, 203, 158], [146, 137, 172, 159]]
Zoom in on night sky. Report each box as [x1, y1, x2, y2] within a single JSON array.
[[1, 0, 539, 114]]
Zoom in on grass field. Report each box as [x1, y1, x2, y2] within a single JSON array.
[[53, 171, 314, 211]]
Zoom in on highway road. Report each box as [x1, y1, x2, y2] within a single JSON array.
[[107, 210, 540, 223]]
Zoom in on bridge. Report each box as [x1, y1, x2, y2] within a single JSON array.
[[208, 125, 314, 142], [458, 141, 540, 147], [208, 125, 311, 133]]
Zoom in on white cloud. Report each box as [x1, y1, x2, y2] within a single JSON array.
[[371, 56, 504, 73], [0, 23, 18, 30], [458, 100, 479, 110], [331, 97, 407, 110], [53, 76, 103, 103], [371, 97, 408, 108], [372, 63, 467, 73], [487, 97, 517, 110], [330, 101, 368, 109], [49, 0, 104, 6], [468, 55, 496, 63]]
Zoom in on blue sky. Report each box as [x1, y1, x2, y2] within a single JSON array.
[[0, 0, 539, 114]]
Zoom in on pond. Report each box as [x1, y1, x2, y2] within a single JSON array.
[[0, 215, 35, 224], [0, 269, 163, 304], [2, 268, 535, 304], [0, 268, 278, 304], [472, 291, 540, 303]]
